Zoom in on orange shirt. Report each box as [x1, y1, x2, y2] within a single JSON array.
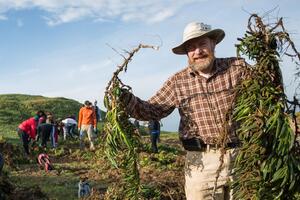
[[78, 106, 97, 128]]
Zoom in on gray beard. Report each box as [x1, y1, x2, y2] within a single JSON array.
[[190, 57, 214, 73]]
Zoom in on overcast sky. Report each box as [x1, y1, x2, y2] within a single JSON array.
[[0, 0, 299, 131]]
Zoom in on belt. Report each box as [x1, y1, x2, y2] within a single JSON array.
[[182, 138, 240, 151]]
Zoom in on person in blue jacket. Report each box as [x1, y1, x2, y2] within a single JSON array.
[[148, 120, 161, 153]]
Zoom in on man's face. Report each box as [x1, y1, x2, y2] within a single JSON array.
[[185, 37, 216, 73], [86, 103, 92, 108]]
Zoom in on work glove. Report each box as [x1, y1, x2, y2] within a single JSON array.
[[120, 89, 133, 105]]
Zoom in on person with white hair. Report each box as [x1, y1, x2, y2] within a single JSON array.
[[121, 22, 248, 199]]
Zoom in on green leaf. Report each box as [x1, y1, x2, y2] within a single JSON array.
[[271, 166, 287, 183]]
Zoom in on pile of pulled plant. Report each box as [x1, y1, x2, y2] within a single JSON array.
[[230, 14, 300, 199]]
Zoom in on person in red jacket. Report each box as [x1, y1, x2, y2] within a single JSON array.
[[18, 112, 43, 155], [78, 100, 97, 150]]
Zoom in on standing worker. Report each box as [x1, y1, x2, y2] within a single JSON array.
[[148, 120, 161, 153], [120, 21, 248, 199], [78, 100, 97, 150], [93, 100, 101, 134], [94, 100, 101, 123]]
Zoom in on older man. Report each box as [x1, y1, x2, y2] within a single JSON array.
[[122, 22, 247, 199]]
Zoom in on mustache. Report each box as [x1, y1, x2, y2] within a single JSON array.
[[198, 51, 213, 58], [188, 54, 215, 69], [198, 52, 209, 57], [190, 53, 214, 63]]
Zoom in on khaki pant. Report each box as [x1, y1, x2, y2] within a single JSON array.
[[184, 148, 237, 200], [80, 125, 95, 149]]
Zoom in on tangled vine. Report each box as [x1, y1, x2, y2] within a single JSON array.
[[103, 44, 158, 199], [231, 14, 300, 199]]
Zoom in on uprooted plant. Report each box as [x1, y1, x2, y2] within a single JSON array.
[[103, 44, 158, 199], [229, 14, 300, 199]]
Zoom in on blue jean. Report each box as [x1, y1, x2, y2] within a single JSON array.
[[150, 130, 160, 153]]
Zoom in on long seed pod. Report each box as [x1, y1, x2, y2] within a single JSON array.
[[231, 14, 300, 199], [103, 44, 158, 199]]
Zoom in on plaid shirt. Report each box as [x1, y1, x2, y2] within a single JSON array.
[[127, 57, 247, 144]]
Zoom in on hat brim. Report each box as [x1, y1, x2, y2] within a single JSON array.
[[172, 29, 225, 55]]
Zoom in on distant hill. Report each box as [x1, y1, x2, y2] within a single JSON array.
[[0, 94, 83, 129]]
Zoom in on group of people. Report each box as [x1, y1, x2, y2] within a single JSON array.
[[17, 110, 54, 155], [17, 99, 102, 155]]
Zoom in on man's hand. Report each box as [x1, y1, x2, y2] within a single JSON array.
[[120, 89, 133, 105], [93, 127, 97, 133], [78, 128, 81, 132]]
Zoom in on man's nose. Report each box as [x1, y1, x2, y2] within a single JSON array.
[[194, 46, 203, 54]]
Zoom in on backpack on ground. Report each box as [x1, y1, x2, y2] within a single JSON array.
[[37, 153, 53, 172]]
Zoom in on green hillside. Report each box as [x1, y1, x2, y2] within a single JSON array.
[[0, 94, 82, 141]]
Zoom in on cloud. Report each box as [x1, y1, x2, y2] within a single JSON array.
[[0, 0, 205, 25], [45, 7, 93, 26], [149, 9, 175, 23], [121, 6, 176, 23]]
